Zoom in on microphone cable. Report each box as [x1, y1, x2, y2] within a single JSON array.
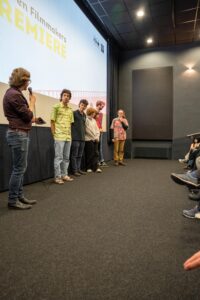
[[28, 88, 50, 191]]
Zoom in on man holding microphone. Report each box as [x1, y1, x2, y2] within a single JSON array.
[[3, 68, 37, 209]]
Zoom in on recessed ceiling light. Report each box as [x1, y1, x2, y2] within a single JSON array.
[[136, 10, 145, 17], [147, 38, 153, 44]]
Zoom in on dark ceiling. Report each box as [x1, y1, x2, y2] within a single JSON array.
[[80, 0, 200, 50]]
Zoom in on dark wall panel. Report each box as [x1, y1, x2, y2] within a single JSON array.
[[132, 66, 173, 140]]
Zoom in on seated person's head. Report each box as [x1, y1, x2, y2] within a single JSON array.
[[193, 137, 200, 144]]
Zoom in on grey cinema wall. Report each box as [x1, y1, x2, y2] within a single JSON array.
[[119, 43, 200, 159]]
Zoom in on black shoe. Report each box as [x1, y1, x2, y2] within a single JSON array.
[[73, 172, 81, 177], [78, 170, 86, 175], [189, 188, 200, 193], [19, 197, 37, 205], [188, 190, 200, 201], [100, 161, 109, 167], [8, 200, 32, 210], [119, 161, 126, 166]]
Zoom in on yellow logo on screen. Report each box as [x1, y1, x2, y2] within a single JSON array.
[[0, 0, 67, 59]]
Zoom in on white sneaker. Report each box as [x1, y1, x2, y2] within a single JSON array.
[[62, 176, 74, 182], [54, 178, 64, 184], [96, 168, 102, 173], [87, 169, 92, 173], [179, 158, 186, 163]]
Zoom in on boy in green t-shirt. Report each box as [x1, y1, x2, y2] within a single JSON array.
[[50, 89, 74, 184]]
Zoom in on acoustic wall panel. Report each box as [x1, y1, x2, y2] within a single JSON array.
[[132, 66, 173, 140]]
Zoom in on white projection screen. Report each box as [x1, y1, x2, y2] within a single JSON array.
[[0, 0, 107, 128]]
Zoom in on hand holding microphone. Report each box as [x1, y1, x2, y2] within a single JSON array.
[[28, 87, 33, 95], [28, 87, 46, 125], [28, 87, 36, 112]]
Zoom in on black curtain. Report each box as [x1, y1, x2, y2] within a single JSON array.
[[107, 43, 119, 142]]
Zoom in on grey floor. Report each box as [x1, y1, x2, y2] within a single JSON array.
[[0, 159, 200, 300]]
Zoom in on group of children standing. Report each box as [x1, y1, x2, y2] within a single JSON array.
[[50, 89, 129, 184]]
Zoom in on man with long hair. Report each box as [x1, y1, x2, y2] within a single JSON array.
[[3, 68, 37, 209]]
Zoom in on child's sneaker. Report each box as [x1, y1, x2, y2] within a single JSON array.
[[54, 178, 64, 184], [62, 176, 74, 182]]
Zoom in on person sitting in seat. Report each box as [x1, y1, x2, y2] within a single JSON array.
[[186, 139, 200, 170], [179, 138, 200, 167], [171, 168, 200, 219]]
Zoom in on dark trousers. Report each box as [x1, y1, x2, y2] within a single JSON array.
[[98, 132, 104, 163], [71, 140, 85, 173], [6, 129, 30, 204], [188, 149, 200, 169], [85, 141, 99, 172]]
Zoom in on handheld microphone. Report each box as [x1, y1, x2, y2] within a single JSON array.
[[28, 87, 33, 95], [28, 87, 46, 124]]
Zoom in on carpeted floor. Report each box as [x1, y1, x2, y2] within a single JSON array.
[[0, 159, 200, 300]]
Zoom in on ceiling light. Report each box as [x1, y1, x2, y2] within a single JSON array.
[[147, 38, 153, 44], [136, 10, 145, 17]]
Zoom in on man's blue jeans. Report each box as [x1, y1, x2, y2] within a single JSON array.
[[71, 141, 85, 173], [6, 129, 30, 204], [54, 140, 71, 178], [191, 170, 200, 178]]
